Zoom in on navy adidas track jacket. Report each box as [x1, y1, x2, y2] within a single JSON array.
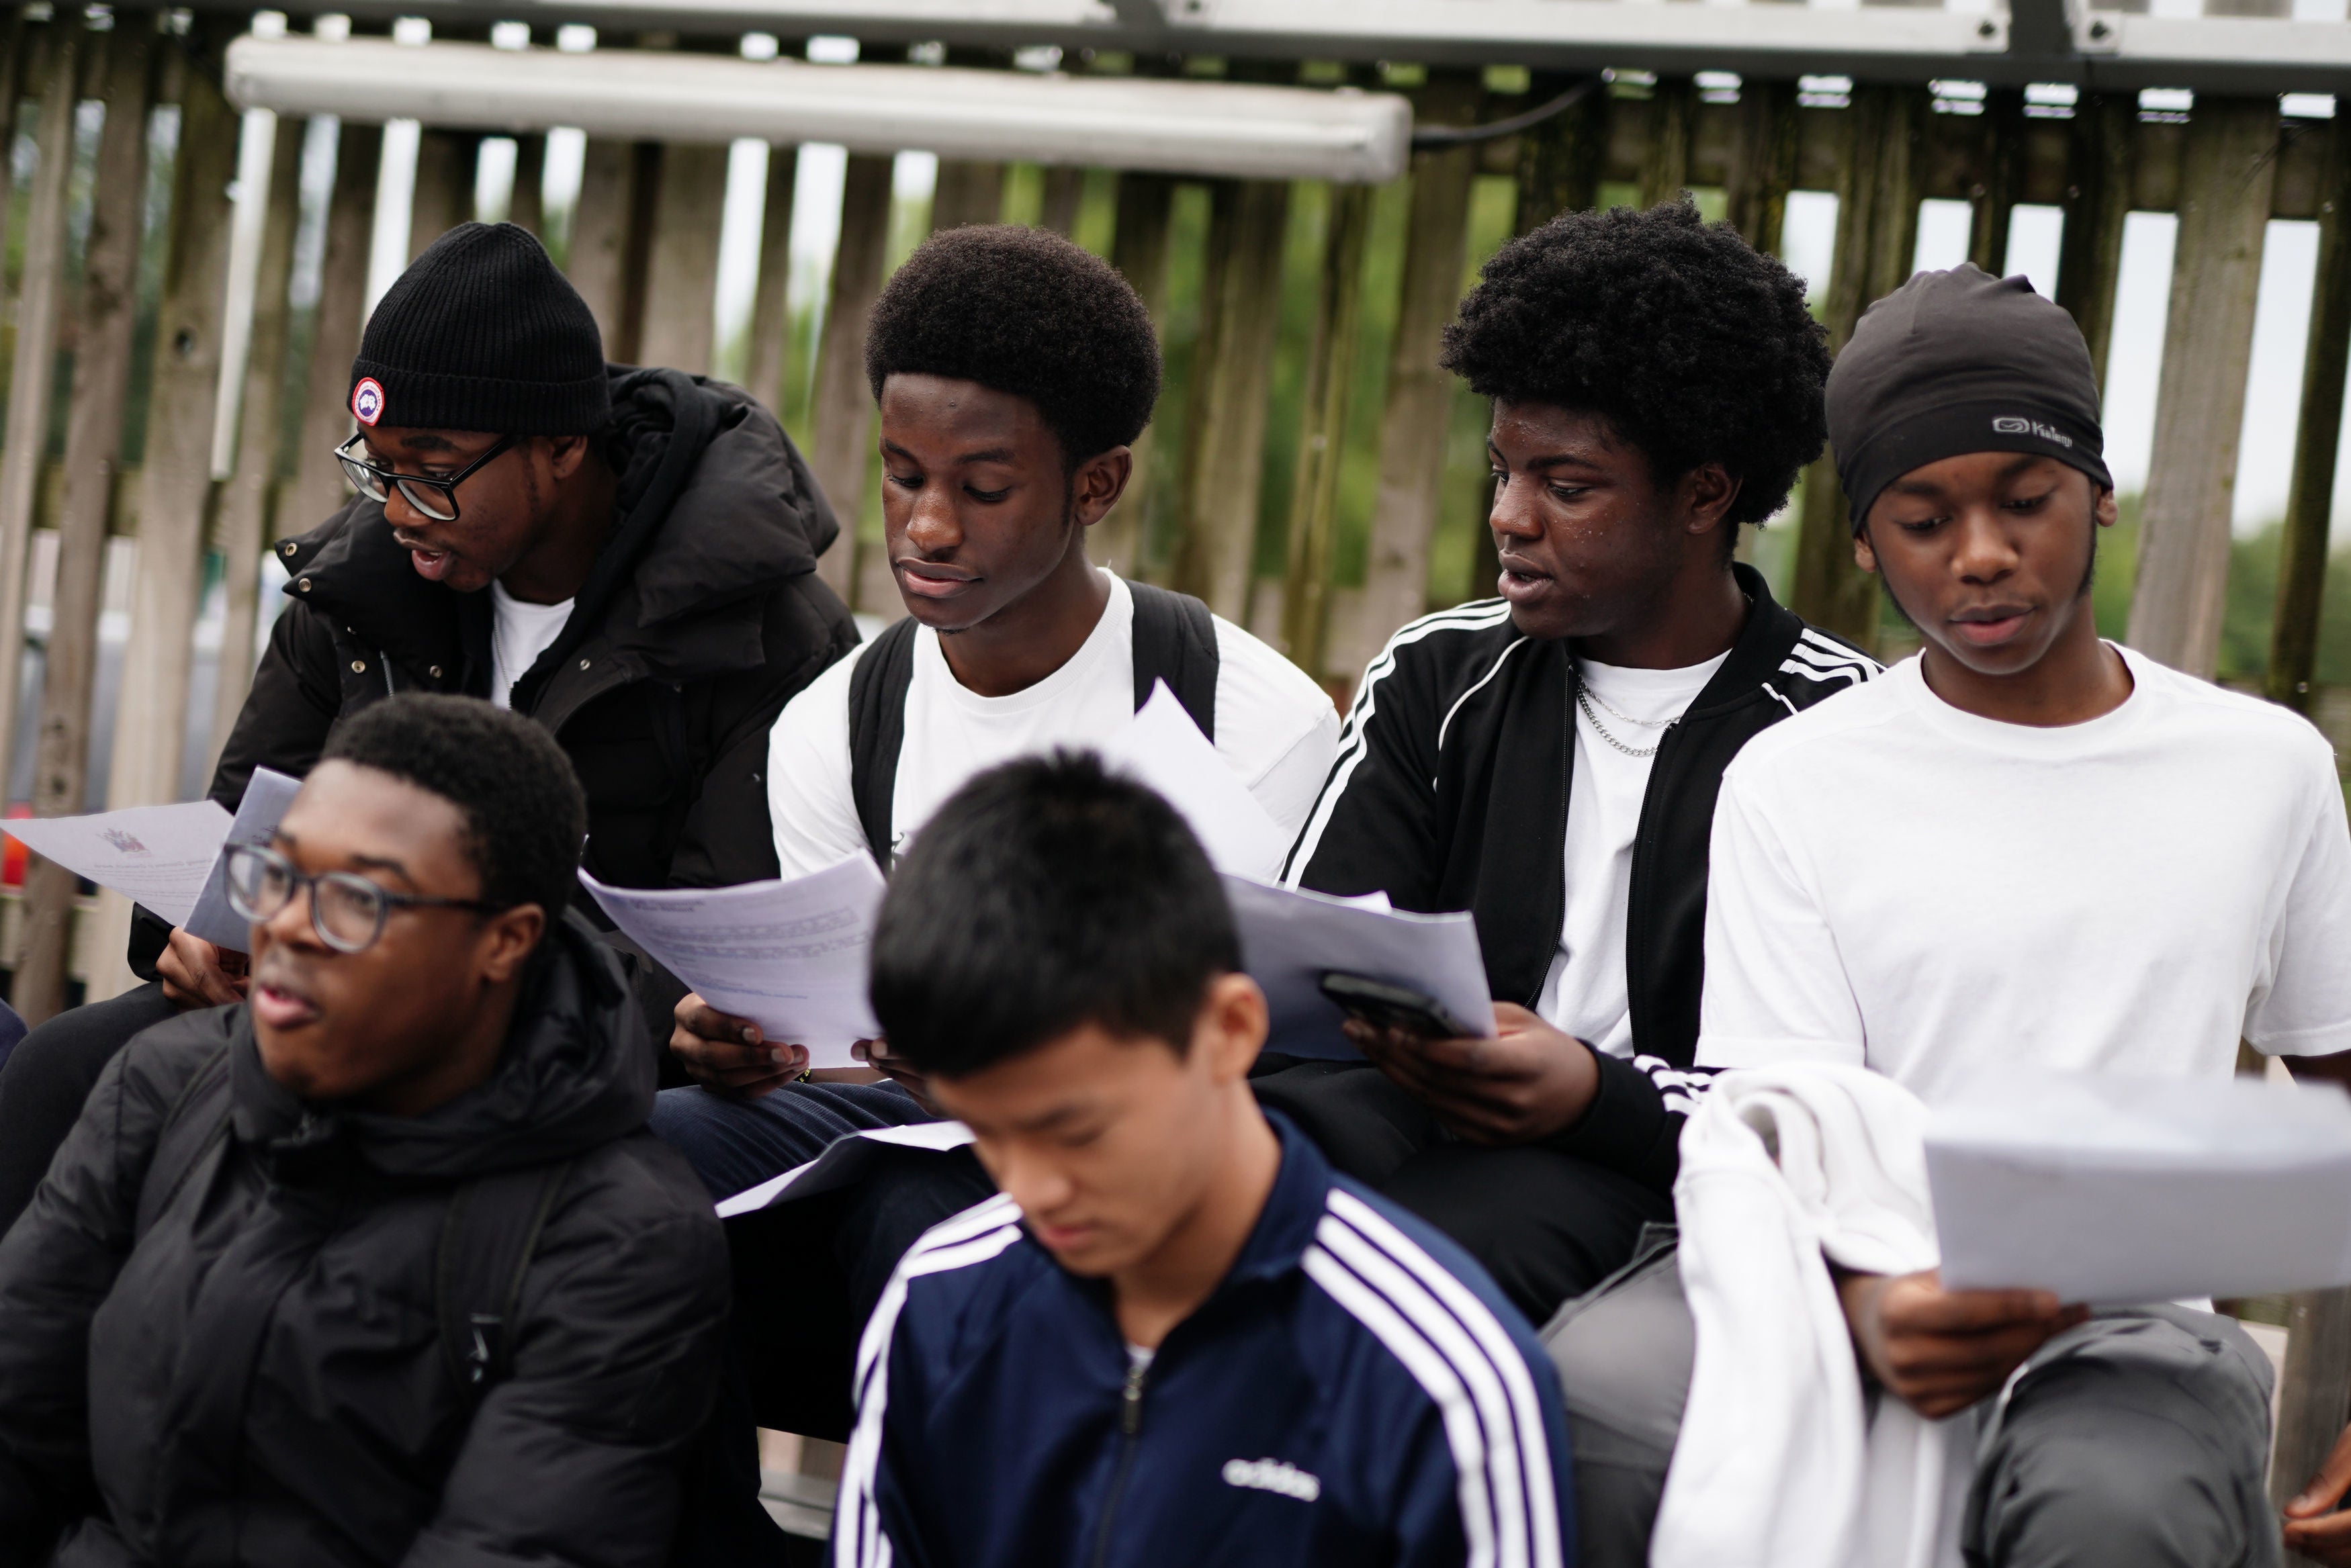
[[832, 1115, 1575, 1568]]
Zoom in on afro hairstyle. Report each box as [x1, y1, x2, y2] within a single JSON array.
[[1439, 198, 1829, 529], [864, 224, 1162, 469], [321, 693, 586, 925]]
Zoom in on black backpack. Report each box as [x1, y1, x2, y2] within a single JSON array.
[[134, 1046, 573, 1403], [845, 582, 1221, 870]]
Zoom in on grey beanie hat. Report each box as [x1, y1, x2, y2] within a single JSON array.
[[1826, 264, 2111, 533]]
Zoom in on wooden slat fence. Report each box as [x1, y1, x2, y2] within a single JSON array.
[[0, 10, 2335, 980]]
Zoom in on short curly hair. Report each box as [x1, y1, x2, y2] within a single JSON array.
[[865, 224, 1162, 468], [1440, 199, 1829, 528], [322, 693, 586, 925]]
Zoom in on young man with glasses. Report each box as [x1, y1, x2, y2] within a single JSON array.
[[0, 694, 730, 1567], [0, 221, 856, 1230]]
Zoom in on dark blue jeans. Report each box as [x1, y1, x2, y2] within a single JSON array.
[[649, 1078, 938, 1201], [652, 1078, 993, 1442]]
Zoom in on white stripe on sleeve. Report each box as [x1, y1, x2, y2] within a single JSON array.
[[1280, 600, 1513, 884], [835, 1193, 1024, 1568], [1324, 1189, 1566, 1568]]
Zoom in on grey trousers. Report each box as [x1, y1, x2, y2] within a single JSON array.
[[1543, 1231, 2281, 1568]]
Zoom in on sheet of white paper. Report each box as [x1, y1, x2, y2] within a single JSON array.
[[3, 801, 232, 927], [579, 855, 885, 1068], [1928, 1070, 2351, 1303], [181, 768, 304, 952], [715, 1120, 977, 1219], [1097, 682, 1290, 878], [1223, 874, 1493, 1060]]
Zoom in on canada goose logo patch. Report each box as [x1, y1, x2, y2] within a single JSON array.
[[352, 377, 385, 427], [1222, 1457, 1320, 1502]]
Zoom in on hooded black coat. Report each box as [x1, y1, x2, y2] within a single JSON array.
[[215, 365, 855, 893], [0, 913, 728, 1568]]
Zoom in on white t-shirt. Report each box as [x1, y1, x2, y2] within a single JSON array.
[[765, 572, 1342, 876], [1536, 651, 1729, 1058], [489, 581, 575, 711], [1697, 645, 2351, 1103]]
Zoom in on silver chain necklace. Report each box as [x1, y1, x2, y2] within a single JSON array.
[[1574, 672, 1670, 758]]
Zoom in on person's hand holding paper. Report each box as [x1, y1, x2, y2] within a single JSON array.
[[668, 993, 809, 1098], [582, 854, 887, 1082]]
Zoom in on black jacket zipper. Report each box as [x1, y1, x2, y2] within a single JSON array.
[[1088, 1357, 1151, 1568]]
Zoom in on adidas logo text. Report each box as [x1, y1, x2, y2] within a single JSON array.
[[1222, 1457, 1321, 1502]]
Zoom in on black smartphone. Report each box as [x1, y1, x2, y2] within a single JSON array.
[[1317, 972, 1480, 1042]]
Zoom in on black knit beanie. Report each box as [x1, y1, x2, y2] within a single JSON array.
[[1826, 264, 2110, 533], [349, 222, 608, 436]]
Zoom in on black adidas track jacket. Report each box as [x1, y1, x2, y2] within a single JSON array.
[[1278, 563, 1877, 1195]]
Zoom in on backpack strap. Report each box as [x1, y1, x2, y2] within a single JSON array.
[[435, 1159, 575, 1406], [1126, 583, 1220, 743], [134, 1045, 234, 1238], [845, 616, 922, 873]]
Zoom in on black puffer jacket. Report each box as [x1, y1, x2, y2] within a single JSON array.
[[218, 365, 854, 892], [0, 913, 729, 1568]]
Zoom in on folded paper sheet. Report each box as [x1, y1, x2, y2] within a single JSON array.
[[181, 768, 304, 952], [716, 1120, 977, 1218], [1098, 682, 1290, 879], [3, 801, 233, 927], [580, 854, 886, 1068], [1224, 874, 1493, 1059], [1928, 1069, 2351, 1303]]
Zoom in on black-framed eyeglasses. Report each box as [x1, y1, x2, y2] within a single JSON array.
[[225, 843, 498, 955], [334, 432, 520, 523]]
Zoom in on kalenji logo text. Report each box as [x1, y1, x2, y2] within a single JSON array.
[[1992, 414, 2072, 448]]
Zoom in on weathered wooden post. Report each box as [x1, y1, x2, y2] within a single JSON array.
[[1093, 171, 1173, 581], [206, 99, 304, 764], [2266, 111, 2350, 713], [807, 152, 894, 606], [568, 136, 647, 357], [1171, 179, 1290, 623], [408, 128, 476, 257], [1638, 77, 1695, 208], [2058, 93, 2135, 386], [1515, 70, 1605, 232], [1968, 87, 2027, 274], [2127, 97, 2278, 678], [508, 132, 545, 235], [1342, 75, 1480, 678], [932, 160, 1003, 230], [0, 6, 87, 796], [284, 118, 381, 537], [2278, 1289, 2351, 1568], [1723, 78, 1797, 257], [1789, 83, 1924, 647], [745, 142, 800, 418], [18, 15, 156, 1023], [1039, 165, 1084, 236], [90, 34, 245, 995], [638, 142, 730, 373], [1281, 181, 1374, 678]]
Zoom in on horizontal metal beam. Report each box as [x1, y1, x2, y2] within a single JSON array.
[[223, 34, 1413, 181], [193, 0, 2351, 95], [2075, 11, 2351, 94]]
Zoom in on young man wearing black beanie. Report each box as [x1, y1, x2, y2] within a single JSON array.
[[0, 222, 858, 1230], [1550, 265, 2351, 1565]]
